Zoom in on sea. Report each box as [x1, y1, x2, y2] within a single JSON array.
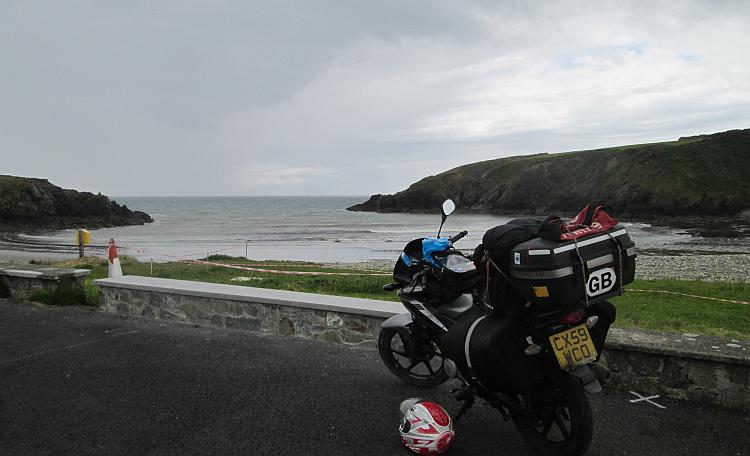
[[19, 196, 748, 263]]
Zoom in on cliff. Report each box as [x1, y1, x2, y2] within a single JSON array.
[[348, 128, 750, 218], [0, 175, 153, 230]]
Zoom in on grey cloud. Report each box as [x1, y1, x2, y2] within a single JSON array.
[[1, 1, 749, 196]]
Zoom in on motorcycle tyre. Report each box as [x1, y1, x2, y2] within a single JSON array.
[[511, 370, 593, 456], [377, 328, 448, 388]]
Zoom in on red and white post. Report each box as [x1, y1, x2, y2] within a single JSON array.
[[108, 238, 123, 278]]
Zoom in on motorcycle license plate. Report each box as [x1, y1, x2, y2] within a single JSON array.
[[549, 324, 598, 370]]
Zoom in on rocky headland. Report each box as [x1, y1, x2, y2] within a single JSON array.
[[348, 129, 750, 224], [0, 175, 153, 231]]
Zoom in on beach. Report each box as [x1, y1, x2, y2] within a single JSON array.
[[1, 196, 748, 283], [1, 243, 747, 284]]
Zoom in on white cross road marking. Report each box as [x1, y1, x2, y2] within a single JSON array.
[[628, 391, 667, 409]]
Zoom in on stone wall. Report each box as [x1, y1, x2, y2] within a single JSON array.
[[602, 329, 749, 411], [0, 264, 90, 299], [100, 284, 385, 348], [95, 276, 749, 411]]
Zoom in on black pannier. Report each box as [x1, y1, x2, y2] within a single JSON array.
[[441, 315, 542, 393], [440, 301, 617, 392], [508, 225, 636, 308]]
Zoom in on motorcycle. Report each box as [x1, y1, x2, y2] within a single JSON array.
[[378, 199, 617, 456]]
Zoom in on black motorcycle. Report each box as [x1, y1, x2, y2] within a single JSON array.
[[378, 199, 623, 456]]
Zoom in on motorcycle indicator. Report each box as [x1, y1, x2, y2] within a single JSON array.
[[549, 324, 598, 370]]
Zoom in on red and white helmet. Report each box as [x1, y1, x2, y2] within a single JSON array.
[[399, 398, 455, 455]]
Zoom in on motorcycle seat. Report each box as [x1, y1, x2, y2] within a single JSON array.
[[436, 293, 482, 323]]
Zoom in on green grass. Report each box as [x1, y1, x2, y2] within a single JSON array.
[[50, 256, 750, 339], [29, 284, 92, 307], [613, 279, 749, 339], [61, 256, 397, 302]]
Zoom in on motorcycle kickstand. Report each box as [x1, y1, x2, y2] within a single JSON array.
[[451, 386, 476, 423]]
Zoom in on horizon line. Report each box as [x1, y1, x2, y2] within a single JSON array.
[[112, 194, 371, 198]]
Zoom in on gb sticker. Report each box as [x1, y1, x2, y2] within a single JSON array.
[[514, 252, 521, 265], [586, 268, 616, 297]]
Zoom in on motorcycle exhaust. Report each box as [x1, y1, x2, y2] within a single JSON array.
[[590, 362, 612, 385], [571, 365, 603, 393]]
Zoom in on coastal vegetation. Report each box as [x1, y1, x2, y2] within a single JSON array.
[[0, 175, 153, 230], [46, 256, 750, 339], [29, 283, 90, 307], [348, 128, 750, 219]]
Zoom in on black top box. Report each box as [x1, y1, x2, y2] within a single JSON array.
[[508, 225, 636, 308]]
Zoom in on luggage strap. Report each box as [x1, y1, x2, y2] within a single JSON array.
[[603, 230, 625, 297], [564, 225, 590, 308], [483, 253, 493, 316], [485, 253, 514, 317]]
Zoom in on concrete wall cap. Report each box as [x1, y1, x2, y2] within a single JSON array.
[[0, 267, 91, 279], [0, 269, 44, 278], [94, 275, 406, 318], [606, 327, 749, 366]]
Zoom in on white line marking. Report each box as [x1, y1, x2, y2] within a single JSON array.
[[628, 391, 667, 409]]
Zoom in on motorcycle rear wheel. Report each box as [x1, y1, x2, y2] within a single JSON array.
[[377, 328, 448, 388], [511, 371, 593, 456]]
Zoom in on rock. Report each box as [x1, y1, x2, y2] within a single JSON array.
[[0, 174, 153, 230], [348, 128, 750, 219]]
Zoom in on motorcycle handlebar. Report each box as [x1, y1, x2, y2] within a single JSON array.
[[449, 230, 468, 244]]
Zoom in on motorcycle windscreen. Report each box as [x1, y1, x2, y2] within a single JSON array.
[[393, 238, 425, 286]]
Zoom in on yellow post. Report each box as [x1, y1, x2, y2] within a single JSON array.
[[76, 229, 91, 258]]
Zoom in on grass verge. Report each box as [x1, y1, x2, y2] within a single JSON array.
[[29, 284, 92, 307], [49, 256, 750, 339]]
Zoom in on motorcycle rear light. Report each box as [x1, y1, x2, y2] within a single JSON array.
[[586, 315, 599, 328], [524, 344, 542, 356], [561, 309, 586, 324]]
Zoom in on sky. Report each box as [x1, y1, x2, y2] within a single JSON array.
[[2, 1, 749, 197]]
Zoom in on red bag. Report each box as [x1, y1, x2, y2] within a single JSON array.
[[560, 204, 618, 240]]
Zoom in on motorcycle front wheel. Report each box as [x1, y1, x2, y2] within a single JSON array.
[[511, 370, 593, 456], [377, 328, 448, 388]]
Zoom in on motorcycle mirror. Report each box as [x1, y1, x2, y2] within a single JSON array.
[[441, 199, 456, 217], [437, 199, 456, 237]]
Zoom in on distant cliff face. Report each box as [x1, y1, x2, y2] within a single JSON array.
[[348, 129, 750, 218], [0, 175, 153, 230]]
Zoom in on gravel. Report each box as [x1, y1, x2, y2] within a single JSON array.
[[635, 253, 749, 283]]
